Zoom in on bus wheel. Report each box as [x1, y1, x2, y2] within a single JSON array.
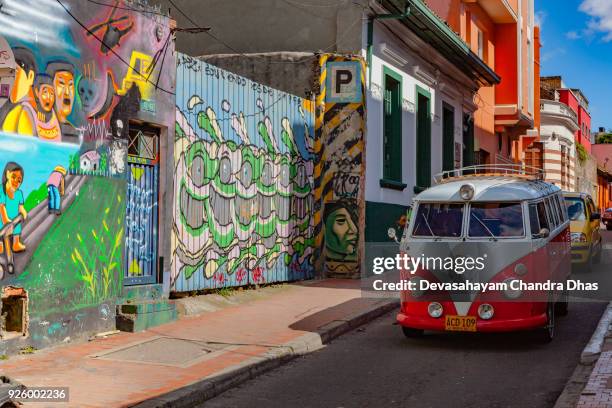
[[555, 288, 569, 316], [402, 326, 424, 338], [542, 302, 555, 343]]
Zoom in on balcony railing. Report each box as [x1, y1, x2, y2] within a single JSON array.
[[540, 99, 578, 125]]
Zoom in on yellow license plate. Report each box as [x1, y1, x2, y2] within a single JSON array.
[[445, 315, 477, 332]]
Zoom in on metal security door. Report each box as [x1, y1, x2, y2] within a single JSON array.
[[124, 124, 160, 285]]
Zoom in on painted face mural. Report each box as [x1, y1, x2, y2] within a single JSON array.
[[323, 200, 358, 262], [52, 69, 75, 122], [36, 83, 55, 113], [77, 77, 101, 114], [172, 56, 316, 291]]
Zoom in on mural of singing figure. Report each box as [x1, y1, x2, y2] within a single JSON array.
[[33, 74, 62, 141], [0, 162, 28, 254], [323, 199, 358, 262]]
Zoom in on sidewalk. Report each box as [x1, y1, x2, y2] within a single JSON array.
[[0, 279, 397, 408], [574, 304, 612, 408]]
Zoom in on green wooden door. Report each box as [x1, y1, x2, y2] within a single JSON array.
[[442, 104, 455, 172], [383, 72, 402, 181], [463, 113, 474, 168]]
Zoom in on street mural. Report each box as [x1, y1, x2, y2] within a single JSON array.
[[314, 55, 366, 277], [172, 54, 316, 291], [0, 0, 173, 347]]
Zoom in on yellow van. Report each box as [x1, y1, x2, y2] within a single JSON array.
[[563, 192, 602, 269]]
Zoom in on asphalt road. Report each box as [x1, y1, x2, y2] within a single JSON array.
[[203, 230, 611, 408]]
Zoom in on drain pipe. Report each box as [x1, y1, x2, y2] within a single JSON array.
[[366, 3, 411, 86]]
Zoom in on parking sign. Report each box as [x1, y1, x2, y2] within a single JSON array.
[[326, 61, 362, 103]]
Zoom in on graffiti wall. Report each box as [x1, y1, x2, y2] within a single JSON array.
[[0, 0, 174, 350], [314, 55, 366, 278], [172, 54, 315, 291]]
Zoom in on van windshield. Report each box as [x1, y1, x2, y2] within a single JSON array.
[[412, 203, 464, 237], [564, 197, 586, 221], [469, 202, 524, 238]]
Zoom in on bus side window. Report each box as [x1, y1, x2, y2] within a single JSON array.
[[529, 203, 540, 237], [546, 197, 559, 229], [537, 201, 550, 231], [552, 195, 563, 224]]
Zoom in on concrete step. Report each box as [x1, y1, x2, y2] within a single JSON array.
[[116, 299, 177, 333]]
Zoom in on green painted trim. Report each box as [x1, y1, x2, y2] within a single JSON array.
[[365, 201, 411, 242], [383, 65, 403, 183], [380, 178, 407, 190], [416, 84, 431, 99], [383, 65, 403, 83]]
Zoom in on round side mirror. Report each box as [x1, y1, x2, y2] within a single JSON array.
[[539, 228, 550, 238]]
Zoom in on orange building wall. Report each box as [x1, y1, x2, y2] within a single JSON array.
[[534, 26, 540, 130], [520, 0, 532, 117], [425, 0, 535, 165], [425, 0, 462, 33], [494, 23, 518, 105]]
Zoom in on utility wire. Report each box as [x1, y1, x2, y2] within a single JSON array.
[[168, 0, 367, 65], [85, 0, 169, 17]]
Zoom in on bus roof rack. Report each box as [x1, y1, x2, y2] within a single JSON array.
[[434, 164, 545, 184]]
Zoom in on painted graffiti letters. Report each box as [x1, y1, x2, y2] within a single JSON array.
[[172, 56, 316, 291], [332, 172, 360, 199]]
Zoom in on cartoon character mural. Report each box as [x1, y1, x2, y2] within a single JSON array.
[[0, 0, 174, 349], [1, 47, 37, 136], [46, 166, 66, 215], [0, 162, 28, 257], [172, 54, 315, 291]]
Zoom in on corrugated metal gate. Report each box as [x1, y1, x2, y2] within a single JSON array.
[[124, 125, 160, 285], [171, 53, 316, 291]]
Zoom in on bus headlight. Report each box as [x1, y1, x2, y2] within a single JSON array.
[[428, 302, 443, 318], [503, 278, 522, 299], [478, 304, 494, 320], [459, 184, 475, 200]]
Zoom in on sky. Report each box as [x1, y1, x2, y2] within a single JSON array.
[[537, 0, 612, 131]]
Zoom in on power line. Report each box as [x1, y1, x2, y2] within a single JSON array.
[[168, 0, 367, 65], [55, 0, 175, 95], [85, 0, 169, 17]]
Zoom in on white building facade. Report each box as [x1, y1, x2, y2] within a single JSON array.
[[539, 98, 578, 191], [362, 0, 499, 242]]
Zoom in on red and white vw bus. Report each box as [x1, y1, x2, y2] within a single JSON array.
[[396, 165, 571, 342]]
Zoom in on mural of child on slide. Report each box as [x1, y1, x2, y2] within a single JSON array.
[[47, 166, 66, 215], [0, 162, 28, 278]]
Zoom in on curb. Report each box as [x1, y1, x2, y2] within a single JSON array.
[[553, 302, 612, 408], [131, 299, 399, 408], [581, 302, 612, 364]]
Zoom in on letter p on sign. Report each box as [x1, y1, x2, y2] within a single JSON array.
[[326, 61, 362, 103]]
